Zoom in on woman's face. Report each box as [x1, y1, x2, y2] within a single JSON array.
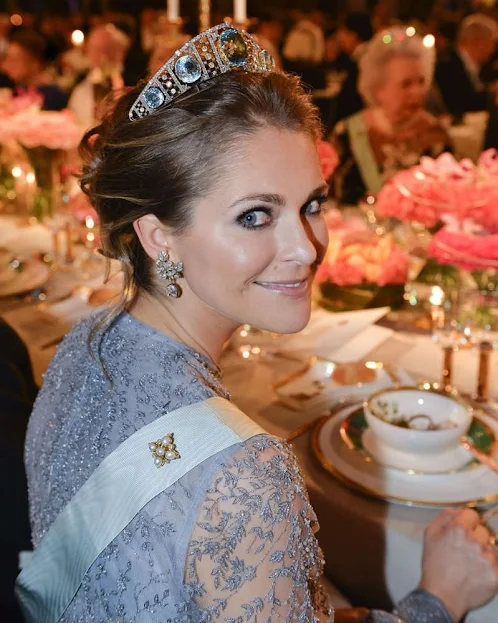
[[375, 56, 427, 122], [170, 127, 329, 335]]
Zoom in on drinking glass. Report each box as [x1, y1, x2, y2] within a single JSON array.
[[431, 285, 477, 386]]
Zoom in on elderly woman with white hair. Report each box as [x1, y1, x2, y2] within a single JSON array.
[[332, 27, 451, 205]]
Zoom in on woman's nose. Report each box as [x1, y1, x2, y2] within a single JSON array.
[[280, 218, 319, 266]]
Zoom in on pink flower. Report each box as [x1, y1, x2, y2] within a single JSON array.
[[478, 149, 498, 176], [0, 89, 43, 118], [429, 225, 498, 271], [0, 109, 83, 150], [375, 150, 498, 230], [324, 207, 343, 229], [316, 220, 409, 287], [377, 248, 409, 286], [316, 139, 339, 180], [317, 260, 365, 286]]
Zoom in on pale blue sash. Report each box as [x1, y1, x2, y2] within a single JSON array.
[[16, 397, 266, 623], [347, 112, 384, 195]]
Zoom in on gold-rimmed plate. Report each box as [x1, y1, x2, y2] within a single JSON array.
[[312, 403, 498, 508]]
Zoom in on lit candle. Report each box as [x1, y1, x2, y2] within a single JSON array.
[[167, 0, 180, 21], [233, 0, 246, 23]]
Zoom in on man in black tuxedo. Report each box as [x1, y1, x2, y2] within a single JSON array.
[[435, 14, 497, 119]]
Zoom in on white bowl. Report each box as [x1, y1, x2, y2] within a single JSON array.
[[364, 387, 472, 456]]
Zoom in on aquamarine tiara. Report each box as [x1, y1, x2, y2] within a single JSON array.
[[129, 23, 276, 121]]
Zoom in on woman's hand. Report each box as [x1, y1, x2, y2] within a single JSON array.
[[419, 508, 498, 622]]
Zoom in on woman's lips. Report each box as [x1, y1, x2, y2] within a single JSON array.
[[254, 278, 310, 298]]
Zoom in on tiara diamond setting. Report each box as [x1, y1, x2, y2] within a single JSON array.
[[129, 23, 275, 121], [175, 54, 203, 84], [143, 86, 165, 110], [218, 29, 248, 67]]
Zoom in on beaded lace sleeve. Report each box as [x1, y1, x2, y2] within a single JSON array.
[[185, 435, 334, 622]]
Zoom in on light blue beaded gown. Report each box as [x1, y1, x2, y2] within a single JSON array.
[[24, 312, 452, 622]]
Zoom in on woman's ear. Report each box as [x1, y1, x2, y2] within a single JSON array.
[[133, 214, 172, 261]]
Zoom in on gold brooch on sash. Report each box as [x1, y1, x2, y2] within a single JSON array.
[[148, 433, 180, 468]]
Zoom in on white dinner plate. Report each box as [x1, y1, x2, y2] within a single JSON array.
[[0, 259, 49, 297], [313, 403, 498, 507]]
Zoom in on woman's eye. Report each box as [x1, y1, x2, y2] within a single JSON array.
[[237, 209, 272, 229], [304, 198, 325, 216]]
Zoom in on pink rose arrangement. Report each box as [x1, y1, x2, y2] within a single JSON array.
[[0, 107, 83, 219], [316, 217, 409, 287], [0, 109, 82, 150], [375, 151, 498, 230], [316, 139, 339, 181], [429, 216, 498, 272], [0, 89, 43, 118]]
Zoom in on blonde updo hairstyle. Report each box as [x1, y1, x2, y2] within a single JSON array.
[[358, 27, 435, 108]]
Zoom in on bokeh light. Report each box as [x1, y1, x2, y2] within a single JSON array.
[[423, 34, 435, 48], [71, 30, 85, 46]]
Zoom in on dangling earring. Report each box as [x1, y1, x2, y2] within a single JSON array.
[[155, 250, 184, 298]]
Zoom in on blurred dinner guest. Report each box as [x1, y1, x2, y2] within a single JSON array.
[[2, 29, 67, 111], [332, 27, 450, 205], [282, 9, 326, 90], [0, 13, 10, 59], [336, 12, 373, 121], [68, 23, 129, 129], [435, 14, 498, 118], [16, 24, 498, 623], [140, 7, 157, 53], [283, 8, 325, 65], [484, 89, 498, 149], [253, 10, 284, 69], [434, 20, 458, 61]]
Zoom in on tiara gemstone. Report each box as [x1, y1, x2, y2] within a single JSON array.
[[144, 87, 165, 109], [175, 54, 202, 84], [219, 29, 247, 66], [262, 49, 274, 71]]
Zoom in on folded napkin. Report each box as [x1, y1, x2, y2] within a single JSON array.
[[280, 307, 391, 358]]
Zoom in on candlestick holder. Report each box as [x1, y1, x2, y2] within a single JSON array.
[[199, 0, 211, 32], [476, 341, 493, 403], [441, 346, 454, 388]]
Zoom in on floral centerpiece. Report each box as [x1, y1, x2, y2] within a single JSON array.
[[371, 150, 498, 290], [0, 101, 83, 219], [315, 212, 409, 311], [374, 151, 498, 230]]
